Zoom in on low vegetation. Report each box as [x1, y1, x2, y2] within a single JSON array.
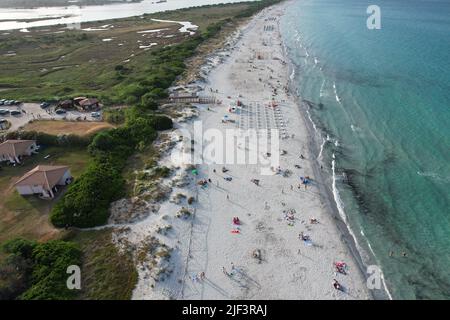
[[65, 229, 138, 300], [0, 2, 258, 103], [0, 238, 81, 300]]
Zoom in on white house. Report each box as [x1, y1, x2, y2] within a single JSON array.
[[14, 165, 72, 199], [0, 140, 37, 164]]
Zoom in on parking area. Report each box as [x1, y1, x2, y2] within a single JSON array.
[[0, 103, 102, 132]]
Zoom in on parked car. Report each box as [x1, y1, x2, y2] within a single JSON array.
[[0, 100, 4, 106], [0, 118, 7, 123], [55, 109, 67, 115], [0, 109, 10, 115], [91, 112, 101, 118], [10, 110, 21, 116], [40, 102, 50, 109]]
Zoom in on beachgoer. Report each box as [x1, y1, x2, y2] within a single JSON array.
[[332, 279, 342, 291], [222, 267, 229, 276]]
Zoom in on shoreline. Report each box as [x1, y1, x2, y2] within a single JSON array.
[[261, 1, 375, 299], [279, 2, 392, 300]]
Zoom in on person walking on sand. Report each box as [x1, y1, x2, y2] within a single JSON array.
[[199, 272, 205, 281], [222, 267, 229, 276], [332, 279, 342, 291], [230, 262, 235, 275], [227, 194, 230, 200]]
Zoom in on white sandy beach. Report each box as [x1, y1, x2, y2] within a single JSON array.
[[113, 1, 371, 300]]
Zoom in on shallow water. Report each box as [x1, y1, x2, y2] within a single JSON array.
[[281, 0, 450, 299], [0, 0, 257, 30]]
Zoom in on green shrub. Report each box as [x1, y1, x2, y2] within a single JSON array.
[[50, 161, 125, 228], [3, 131, 92, 147], [140, 93, 158, 111], [20, 241, 81, 300], [0, 239, 81, 300], [153, 166, 171, 179], [149, 115, 173, 131], [103, 109, 126, 125], [2, 238, 37, 259]]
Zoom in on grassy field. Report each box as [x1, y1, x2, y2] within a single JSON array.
[[22, 120, 115, 136], [0, 2, 253, 103], [0, 146, 90, 243]]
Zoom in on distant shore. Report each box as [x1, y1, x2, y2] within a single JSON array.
[[0, 0, 140, 9], [0, 0, 258, 31]]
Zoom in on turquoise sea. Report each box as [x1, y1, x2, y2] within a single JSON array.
[[281, 0, 450, 299]]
